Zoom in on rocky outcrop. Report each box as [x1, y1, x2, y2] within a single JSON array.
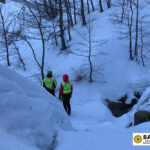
[[0, 0, 6, 4], [134, 111, 150, 125], [134, 91, 141, 99], [118, 94, 128, 103], [105, 98, 137, 117], [105, 91, 141, 117]]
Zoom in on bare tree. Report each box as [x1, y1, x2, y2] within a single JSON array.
[[15, 0, 51, 79], [52, 18, 58, 46], [127, 0, 134, 60], [112, 0, 149, 65], [13, 42, 26, 70], [67, 0, 74, 26], [106, 0, 111, 8], [80, 0, 86, 25], [29, 3, 46, 79], [71, 14, 105, 82], [65, 0, 72, 41], [59, 0, 67, 49], [0, 5, 10, 66], [90, 0, 95, 11], [41, 0, 59, 46], [133, 0, 139, 61], [87, 0, 90, 14], [121, 0, 126, 22], [140, 19, 145, 67], [112, 0, 127, 23], [99, 0, 103, 13], [73, 0, 77, 24], [86, 0, 94, 13], [87, 14, 93, 82]]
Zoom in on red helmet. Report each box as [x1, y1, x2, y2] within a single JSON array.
[[63, 74, 69, 82]]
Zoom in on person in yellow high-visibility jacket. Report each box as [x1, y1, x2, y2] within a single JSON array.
[[42, 71, 57, 96], [59, 74, 73, 115]]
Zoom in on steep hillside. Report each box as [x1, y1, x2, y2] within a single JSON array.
[[0, 65, 71, 150], [2, 0, 149, 100], [1, 0, 150, 150]]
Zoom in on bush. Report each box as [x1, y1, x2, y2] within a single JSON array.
[[73, 69, 86, 82]]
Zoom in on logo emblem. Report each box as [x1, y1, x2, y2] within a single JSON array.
[[134, 135, 142, 144]]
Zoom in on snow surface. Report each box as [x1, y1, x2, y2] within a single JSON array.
[[0, 65, 72, 150], [1, 0, 150, 150]]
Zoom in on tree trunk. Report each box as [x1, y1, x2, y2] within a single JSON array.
[[52, 19, 58, 46], [23, 38, 41, 70], [88, 15, 93, 82], [121, 0, 126, 23], [67, 9, 71, 40], [128, 1, 134, 60], [73, 0, 77, 24], [13, 43, 26, 70], [81, 0, 86, 25], [140, 21, 145, 67], [87, 0, 90, 14], [0, 9, 10, 66], [27, 4, 45, 79], [99, 0, 103, 13], [67, 0, 73, 26], [90, 0, 95, 11], [134, 0, 139, 61], [65, 0, 72, 40], [106, 0, 111, 8], [59, 0, 67, 50]]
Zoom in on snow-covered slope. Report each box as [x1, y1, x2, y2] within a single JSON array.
[[0, 65, 72, 150], [1, 0, 150, 150]]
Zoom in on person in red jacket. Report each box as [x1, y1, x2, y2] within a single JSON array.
[[59, 74, 73, 115]]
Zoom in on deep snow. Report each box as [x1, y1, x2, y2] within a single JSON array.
[[1, 0, 150, 150], [0, 65, 72, 150]]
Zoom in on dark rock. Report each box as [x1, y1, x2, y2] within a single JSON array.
[[0, 0, 6, 3], [131, 98, 138, 105], [127, 122, 133, 128], [105, 98, 137, 117], [134, 91, 141, 99], [118, 94, 128, 103], [134, 111, 150, 126]]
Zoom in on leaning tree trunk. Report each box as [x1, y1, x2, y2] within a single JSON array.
[[13, 43, 26, 70], [90, 0, 95, 11], [27, 4, 46, 79]]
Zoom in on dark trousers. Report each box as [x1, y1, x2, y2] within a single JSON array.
[[49, 89, 55, 96], [45, 87, 55, 96], [62, 94, 71, 115]]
